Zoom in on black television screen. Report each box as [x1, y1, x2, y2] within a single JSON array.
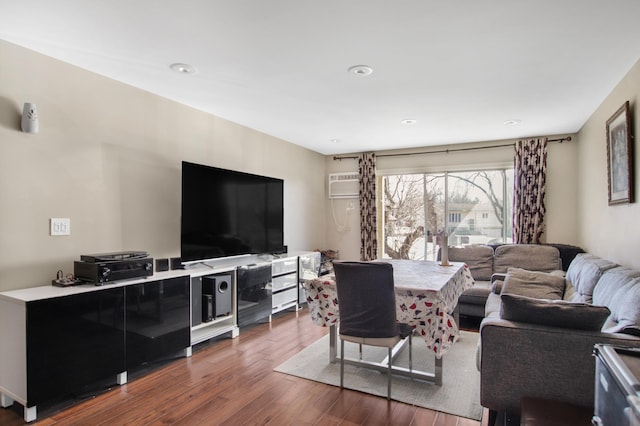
[[181, 161, 284, 263]]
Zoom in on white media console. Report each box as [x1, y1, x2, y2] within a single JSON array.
[[0, 251, 319, 422]]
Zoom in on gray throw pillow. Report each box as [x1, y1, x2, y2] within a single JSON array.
[[566, 253, 618, 303], [500, 293, 611, 331], [605, 277, 640, 335], [501, 267, 565, 300]]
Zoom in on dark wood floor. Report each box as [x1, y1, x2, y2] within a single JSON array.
[[0, 309, 484, 425]]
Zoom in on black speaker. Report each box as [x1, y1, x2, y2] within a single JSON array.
[[155, 258, 169, 272], [202, 294, 213, 323], [202, 274, 233, 317], [170, 257, 182, 270]]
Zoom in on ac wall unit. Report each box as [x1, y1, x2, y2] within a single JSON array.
[[328, 172, 359, 199]]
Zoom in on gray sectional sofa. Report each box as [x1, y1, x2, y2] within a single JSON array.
[[477, 252, 640, 422], [446, 244, 564, 317]]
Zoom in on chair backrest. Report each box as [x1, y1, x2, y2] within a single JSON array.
[[333, 261, 398, 338]]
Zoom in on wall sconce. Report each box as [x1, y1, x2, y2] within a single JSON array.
[[21, 102, 39, 134]]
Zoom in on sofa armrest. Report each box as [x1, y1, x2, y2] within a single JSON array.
[[478, 317, 640, 414], [490, 273, 506, 294], [491, 272, 506, 282]]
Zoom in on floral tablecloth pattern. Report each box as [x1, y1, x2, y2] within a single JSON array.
[[303, 260, 474, 358], [303, 276, 340, 327]]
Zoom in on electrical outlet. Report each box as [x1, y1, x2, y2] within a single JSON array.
[[50, 218, 71, 236]]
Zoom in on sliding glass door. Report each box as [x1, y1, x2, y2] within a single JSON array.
[[380, 169, 513, 260]]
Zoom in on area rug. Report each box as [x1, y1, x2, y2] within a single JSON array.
[[274, 330, 482, 421]]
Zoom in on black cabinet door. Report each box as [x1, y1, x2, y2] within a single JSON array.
[[237, 264, 272, 328], [26, 287, 125, 406], [124, 276, 190, 369]]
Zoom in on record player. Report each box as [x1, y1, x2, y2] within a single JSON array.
[[74, 251, 154, 285]]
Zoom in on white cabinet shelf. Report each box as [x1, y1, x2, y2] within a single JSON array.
[[191, 315, 238, 345], [191, 314, 233, 330], [189, 270, 239, 345], [271, 256, 299, 314]]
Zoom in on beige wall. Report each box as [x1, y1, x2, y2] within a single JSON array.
[[0, 40, 326, 291], [325, 138, 581, 261], [577, 58, 640, 269]]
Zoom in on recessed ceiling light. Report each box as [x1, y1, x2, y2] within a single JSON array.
[[348, 65, 373, 76], [330, 139, 340, 143], [503, 119, 521, 126], [400, 119, 417, 125], [170, 63, 197, 74]]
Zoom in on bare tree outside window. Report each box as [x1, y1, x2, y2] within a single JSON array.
[[381, 169, 513, 260], [383, 174, 430, 259]]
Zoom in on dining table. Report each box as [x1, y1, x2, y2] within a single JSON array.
[[302, 259, 475, 385]]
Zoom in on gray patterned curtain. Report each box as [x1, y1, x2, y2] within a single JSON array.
[[358, 152, 377, 260], [513, 138, 548, 244]]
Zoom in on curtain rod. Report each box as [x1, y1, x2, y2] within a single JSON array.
[[332, 136, 572, 161]]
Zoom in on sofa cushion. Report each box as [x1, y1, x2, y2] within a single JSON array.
[[493, 244, 561, 274], [541, 243, 585, 271], [459, 280, 492, 305], [501, 267, 565, 300], [500, 294, 611, 331], [593, 267, 640, 307], [598, 275, 640, 335], [447, 245, 494, 281], [459, 302, 487, 318], [566, 253, 618, 303], [484, 292, 502, 318], [563, 280, 577, 301]]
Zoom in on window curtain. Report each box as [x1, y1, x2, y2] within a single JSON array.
[[513, 138, 548, 244], [359, 152, 377, 260]]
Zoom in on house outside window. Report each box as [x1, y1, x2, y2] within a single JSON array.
[[380, 169, 513, 261]]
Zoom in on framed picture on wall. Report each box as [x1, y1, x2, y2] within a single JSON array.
[[606, 101, 634, 205]]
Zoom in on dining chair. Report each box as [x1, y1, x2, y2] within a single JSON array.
[[333, 261, 413, 400]]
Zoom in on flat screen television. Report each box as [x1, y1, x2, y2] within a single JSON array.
[[181, 161, 284, 264]]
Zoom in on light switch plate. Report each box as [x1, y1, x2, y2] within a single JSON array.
[[50, 218, 71, 236]]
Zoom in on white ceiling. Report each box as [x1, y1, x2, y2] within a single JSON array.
[[2, 1, 640, 155]]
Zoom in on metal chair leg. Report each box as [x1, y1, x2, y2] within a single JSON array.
[[387, 347, 392, 400], [409, 334, 413, 372], [340, 339, 345, 389]]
